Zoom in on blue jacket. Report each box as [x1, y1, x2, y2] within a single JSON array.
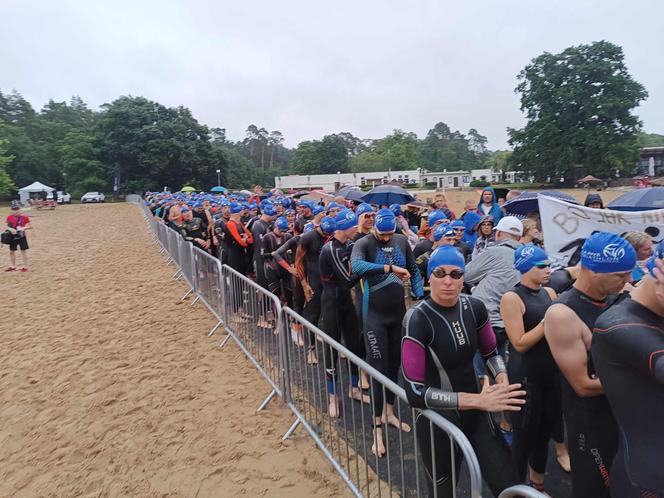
[[475, 187, 503, 223]]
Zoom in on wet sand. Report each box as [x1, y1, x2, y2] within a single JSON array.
[[0, 203, 350, 497]]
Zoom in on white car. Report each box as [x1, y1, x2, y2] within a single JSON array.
[[81, 192, 105, 203], [48, 191, 71, 204]]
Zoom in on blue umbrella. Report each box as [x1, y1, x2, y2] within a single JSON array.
[[336, 186, 365, 202], [361, 185, 415, 206], [211, 186, 228, 193], [607, 187, 664, 211], [503, 190, 578, 217]]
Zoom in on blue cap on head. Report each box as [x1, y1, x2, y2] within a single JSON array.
[[265, 191, 273, 198], [230, 202, 243, 214], [389, 204, 402, 217], [374, 208, 397, 234], [279, 197, 291, 208], [242, 201, 250, 209], [451, 220, 465, 229], [580, 232, 637, 273], [180, 206, 190, 213], [433, 223, 454, 241], [514, 244, 551, 274], [220, 199, 230, 207], [356, 203, 374, 217], [193, 201, 204, 208], [428, 210, 447, 226], [335, 209, 358, 231], [645, 240, 663, 278], [275, 216, 289, 231], [285, 208, 295, 215], [303, 222, 315, 233], [312, 204, 325, 216], [262, 202, 277, 217], [319, 216, 337, 234], [427, 246, 466, 278], [298, 200, 313, 209], [327, 201, 342, 210]]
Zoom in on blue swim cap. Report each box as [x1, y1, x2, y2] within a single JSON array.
[[374, 208, 396, 234], [335, 209, 358, 231], [180, 206, 190, 213], [580, 232, 636, 273], [298, 200, 313, 209], [319, 216, 337, 234], [220, 199, 230, 207], [312, 204, 325, 216], [427, 246, 466, 278], [275, 216, 289, 230], [279, 197, 291, 208], [262, 202, 277, 217], [230, 202, 243, 214], [355, 203, 374, 217], [451, 220, 465, 229], [514, 244, 550, 274], [327, 201, 342, 211], [193, 201, 204, 208], [646, 240, 663, 278], [433, 223, 454, 242], [249, 202, 258, 209], [285, 208, 295, 215], [428, 210, 448, 226], [389, 204, 402, 217], [303, 222, 315, 233], [242, 201, 250, 209]]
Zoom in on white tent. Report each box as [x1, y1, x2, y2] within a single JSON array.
[[18, 181, 55, 203]]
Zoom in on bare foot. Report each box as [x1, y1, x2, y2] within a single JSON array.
[[383, 413, 411, 433], [371, 426, 386, 458], [349, 388, 370, 404], [307, 349, 318, 365], [328, 396, 339, 418], [360, 371, 370, 390], [555, 442, 571, 473]]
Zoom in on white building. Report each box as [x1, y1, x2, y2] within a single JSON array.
[[274, 170, 420, 192]]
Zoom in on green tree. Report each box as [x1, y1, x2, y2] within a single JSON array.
[[0, 89, 36, 124], [0, 122, 17, 198], [350, 130, 420, 172], [508, 41, 648, 182], [292, 135, 349, 175], [637, 132, 664, 147]]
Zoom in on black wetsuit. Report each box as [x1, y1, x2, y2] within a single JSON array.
[[180, 217, 209, 251], [262, 231, 292, 301], [273, 235, 302, 313], [297, 229, 327, 330], [402, 296, 518, 498], [507, 284, 561, 480], [454, 240, 472, 263], [351, 233, 423, 418], [251, 218, 271, 288], [413, 238, 433, 259], [319, 237, 362, 392], [556, 287, 618, 498], [592, 296, 664, 497], [295, 213, 313, 234], [548, 268, 575, 294]]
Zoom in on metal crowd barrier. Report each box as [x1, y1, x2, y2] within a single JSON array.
[[127, 197, 535, 498], [219, 264, 285, 412], [191, 246, 225, 337], [280, 306, 483, 498]]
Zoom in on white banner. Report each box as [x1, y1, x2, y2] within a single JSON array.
[[539, 194, 664, 266]]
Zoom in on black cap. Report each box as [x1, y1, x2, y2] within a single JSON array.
[[10, 200, 20, 210], [584, 193, 603, 207]]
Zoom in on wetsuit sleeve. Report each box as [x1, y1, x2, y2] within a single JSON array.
[[350, 237, 385, 276], [470, 298, 506, 378], [227, 222, 248, 247], [402, 307, 458, 410], [404, 241, 424, 298], [261, 232, 273, 258], [273, 236, 297, 271], [593, 324, 664, 384]]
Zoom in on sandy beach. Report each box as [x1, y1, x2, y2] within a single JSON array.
[[0, 202, 350, 497]]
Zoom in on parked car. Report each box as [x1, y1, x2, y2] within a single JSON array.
[[48, 191, 71, 204], [81, 192, 105, 203]]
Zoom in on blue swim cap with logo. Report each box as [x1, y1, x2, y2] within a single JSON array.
[[374, 209, 397, 233], [275, 216, 289, 230], [433, 223, 454, 242], [427, 246, 466, 278], [580, 232, 636, 273], [335, 209, 358, 230], [514, 244, 550, 273]]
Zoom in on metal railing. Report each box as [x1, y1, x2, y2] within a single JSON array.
[[129, 197, 507, 498], [498, 485, 547, 498]]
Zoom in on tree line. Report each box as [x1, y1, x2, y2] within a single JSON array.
[[0, 40, 662, 198]]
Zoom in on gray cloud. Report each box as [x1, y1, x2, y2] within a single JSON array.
[[2, 0, 662, 148]]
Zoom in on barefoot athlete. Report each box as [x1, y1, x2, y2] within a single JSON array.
[[545, 232, 636, 498], [591, 241, 664, 497], [318, 209, 369, 416], [501, 244, 560, 492], [401, 246, 522, 498], [350, 208, 423, 457], [5, 201, 31, 272]]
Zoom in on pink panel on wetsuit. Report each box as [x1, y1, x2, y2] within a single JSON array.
[[477, 321, 497, 357], [402, 338, 426, 382]]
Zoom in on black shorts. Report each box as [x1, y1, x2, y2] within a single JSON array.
[[9, 236, 28, 251]]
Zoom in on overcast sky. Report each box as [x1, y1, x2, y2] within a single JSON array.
[[2, 0, 662, 149]]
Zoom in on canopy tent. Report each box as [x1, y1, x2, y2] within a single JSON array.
[[18, 181, 55, 203], [576, 174, 604, 184]]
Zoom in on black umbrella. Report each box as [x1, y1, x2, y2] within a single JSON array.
[[607, 187, 664, 211], [361, 185, 415, 206], [336, 186, 365, 202], [503, 190, 578, 217]]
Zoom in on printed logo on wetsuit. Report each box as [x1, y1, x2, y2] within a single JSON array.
[[452, 321, 466, 346], [430, 391, 453, 403], [382, 247, 394, 253]]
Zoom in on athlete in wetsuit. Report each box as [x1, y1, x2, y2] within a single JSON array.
[[318, 209, 370, 416], [402, 246, 523, 498], [591, 243, 664, 497], [295, 216, 335, 363], [262, 216, 292, 302], [251, 203, 277, 289], [545, 232, 636, 498], [351, 208, 424, 457], [223, 202, 254, 274], [501, 245, 560, 492]]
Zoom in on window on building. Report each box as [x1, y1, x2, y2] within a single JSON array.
[[360, 177, 366, 186], [462, 176, 469, 183], [382, 176, 388, 184], [448, 177, 454, 185]]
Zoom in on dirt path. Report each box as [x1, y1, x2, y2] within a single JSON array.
[[0, 203, 349, 497]]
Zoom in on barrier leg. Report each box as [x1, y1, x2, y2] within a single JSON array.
[[282, 419, 301, 440], [190, 296, 200, 306], [171, 269, 181, 279], [207, 321, 222, 337], [256, 389, 276, 412], [165, 256, 174, 266], [181, 288, 194, 301], [219, 333, 232, 349]]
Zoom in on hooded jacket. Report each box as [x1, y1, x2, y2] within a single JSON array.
[[475, 187, 503, 223]]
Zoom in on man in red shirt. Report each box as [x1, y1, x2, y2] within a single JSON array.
[[5, 201, 31, 272]]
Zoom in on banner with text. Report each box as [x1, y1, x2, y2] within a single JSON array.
[[539, 194, 664, 266]]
